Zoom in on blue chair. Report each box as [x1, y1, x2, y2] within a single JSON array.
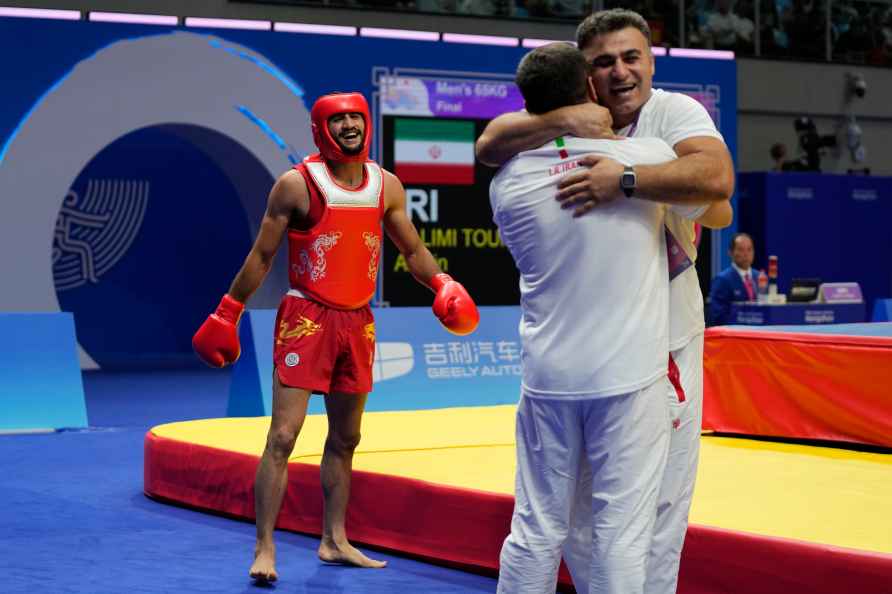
[[871, 298, 892, 322]]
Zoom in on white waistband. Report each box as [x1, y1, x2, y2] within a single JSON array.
[[287, 288, 308, 299]]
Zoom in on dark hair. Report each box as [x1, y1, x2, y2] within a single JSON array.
[[769, 142, 787, 160], [729, 232, 754, 251], [515, 43, 590, 115], [576, 9, 652, 50]]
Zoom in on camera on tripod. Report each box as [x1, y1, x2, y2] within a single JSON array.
[[793, 116, 837, 172]]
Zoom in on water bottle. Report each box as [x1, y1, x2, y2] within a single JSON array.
[[767, 255, 778, 297], [757, 269, 769, 303]]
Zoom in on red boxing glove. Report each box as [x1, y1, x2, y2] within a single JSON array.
[[430, 273, 480, 336], [192, 294, 245, 368]]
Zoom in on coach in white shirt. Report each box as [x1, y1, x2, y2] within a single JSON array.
[[479, 10, 733, 594]]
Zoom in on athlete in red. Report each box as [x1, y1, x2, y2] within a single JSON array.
[[192, 92, 479, 582]]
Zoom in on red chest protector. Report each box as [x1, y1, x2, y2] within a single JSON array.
[[288, 154, 385, 310]]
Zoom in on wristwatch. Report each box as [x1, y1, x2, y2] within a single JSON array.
[[620, 165, 636, 198]]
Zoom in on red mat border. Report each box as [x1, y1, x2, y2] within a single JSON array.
[[703, 326, 892, 448], [705, 326, 892, 348], [144, 432, 892, 594]]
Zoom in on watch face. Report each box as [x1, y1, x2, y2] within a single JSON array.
[[621, 172, 635, 188]]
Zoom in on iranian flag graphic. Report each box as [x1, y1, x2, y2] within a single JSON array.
[[394, 119, 475, 185]]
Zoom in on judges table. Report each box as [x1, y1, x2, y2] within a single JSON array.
[[728, 302, 866, 325]]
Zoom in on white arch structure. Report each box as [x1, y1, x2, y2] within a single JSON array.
[[0, 31, 315, 367]]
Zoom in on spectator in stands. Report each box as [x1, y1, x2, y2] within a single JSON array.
[[708, 232, 759, 325], [878, 7, 892, 65], [701, 0, 755, 51], [546, 0, 591, 18], [416, 0, 459, 13], [459, 0, 512, 16], [833, 3, 873, 62], [767, 0, 795, 55], [788, 0, 826, 59], [685, 0, 711, 47]]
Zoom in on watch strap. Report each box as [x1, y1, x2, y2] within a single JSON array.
[[621, 165, 636, 198]]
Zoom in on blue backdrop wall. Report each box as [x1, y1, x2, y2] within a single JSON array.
[[0, 17, 737, 369], [737, 172, 892, 314]]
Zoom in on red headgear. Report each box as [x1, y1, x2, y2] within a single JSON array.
[[310, 92, 372, 163]]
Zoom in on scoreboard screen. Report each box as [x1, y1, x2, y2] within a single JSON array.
[[377, 75, 524, 306]]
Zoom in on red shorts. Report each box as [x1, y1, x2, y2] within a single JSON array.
[[273, 294, 375, 394]]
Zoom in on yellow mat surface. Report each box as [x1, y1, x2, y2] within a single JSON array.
[[151, 405, 892, 555]]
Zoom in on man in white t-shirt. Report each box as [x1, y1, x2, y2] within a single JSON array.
[[477, 10, 734, 594], [492, 42, 716, 594]]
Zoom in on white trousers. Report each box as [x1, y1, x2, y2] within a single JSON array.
[[496, 378, 671, 594], [644, 333, 704, 594], [557, 336, 704, 594]]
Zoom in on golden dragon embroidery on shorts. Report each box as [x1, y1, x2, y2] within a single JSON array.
[[292, 231, 342, 282], [363, 322, 376, 365], [362, 232, 381, 282], [277, 315, 322, 345]]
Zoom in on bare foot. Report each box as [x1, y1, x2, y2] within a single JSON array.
[[318, 539, 387, 568], [249, 544, 278, 583]]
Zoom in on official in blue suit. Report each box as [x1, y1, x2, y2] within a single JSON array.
[[708, 233, 760, 326]]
